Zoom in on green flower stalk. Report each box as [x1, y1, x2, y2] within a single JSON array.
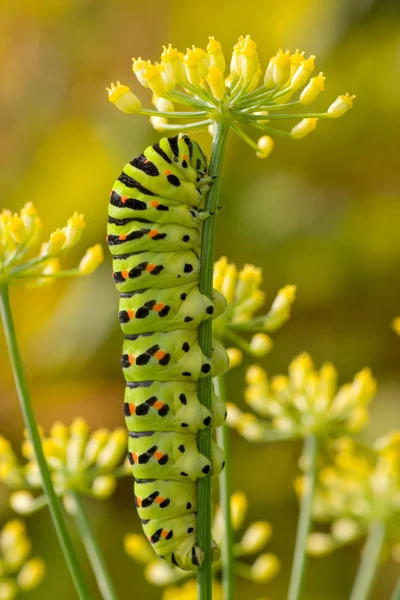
[[107, 34, 354, 600], [0, 203, 104, 600], [0, 520, 45, 600]]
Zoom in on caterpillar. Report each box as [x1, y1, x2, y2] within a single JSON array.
[[107, 133, 229, 570]]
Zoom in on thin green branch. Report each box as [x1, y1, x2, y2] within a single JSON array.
[[137, 108, 208, 119], [154, 120, 212, 132], [287, 434, 318, 600], [70, 493, 119, 600], [197, 119, 230, 600], [214, 376, 235, 600], [349, 522, 386, 600], [0, 283, 91, 600]]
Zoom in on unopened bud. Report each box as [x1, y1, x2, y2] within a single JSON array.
[[9, 491, 36, 515], [291, 118, 318, 140], [306, 532, 335, 556], [150, 116, 168, 132], [161, 45, 186, 83], [251, 553, 280, 582], [207, 66, 226, 100], [273, 49, 291, 87], [227, 347, 243, 369], [250, 333, 273, 357], [91, 475, 117, 498], [300, 73, 325, 105], [17, 558, 46, 590], [207, 37, 225, 73], [107, 82, 142, 114], [327, 93, 355, 118], [256, 135, 274, 159], [79, 244, 103, 274], [240, 521, 272, 553], [124, 534, 155, 564], [291, 55, 315, 90], [230, 491, 248, 530]]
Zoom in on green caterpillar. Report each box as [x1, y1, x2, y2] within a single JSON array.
[[107, 134, 228, 570]]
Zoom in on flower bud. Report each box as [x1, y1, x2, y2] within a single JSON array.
[[161, 45, 186, 83], [184, 48, 203, 86], [291, 55, 315, 90], [300, 72, 325, 105], [207, 66, 226, 100], [221, 263, 238, 305], [227, 347, 243, 369], [327, 93, 355, 118], [240, 521, 272, 553], [91, 475, 117, 498], [290, 118, 318, 140], [251, 553, 280, 582], [79, 244, 103, 274], [230, 491, 248, 530], [240, 35, 259, 84], [132, 58, 150, 88], [17, 558, 46, 590], [256, 135, 274, 159], [213, 256, 228, 291], [331, 518, 361, 543], [0, 581, 17, 600], [83, 429, 109, 466], [263, 57, 275, 89], [150, 116, 168, 132], [306, 532, 335, 556], [8, 215, 27, 244], [207, 37, 225, 73], [96, 428, 126, 470], [273, 49, 291, 87], [230, 36, 244, 75], [250, 333, 273, 357], [289, 49, 305, 78], [124, 534, 155, 564], [107, 82, 142, 114], [392, 317, 400, 336], [145, 561, 177, 585], [9, 491, 36, 515], [47, 229, 66, 256], [143, 62, 172, 97]]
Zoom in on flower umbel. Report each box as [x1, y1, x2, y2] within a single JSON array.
[[0, 520, 45, 600], [0, 204, 103, 286], [212, 256, 296, 366], [107, 36, 354, 158], [0, 420, 129, 513], [227, 353, 376, 441], [306, 434, 400, 562]]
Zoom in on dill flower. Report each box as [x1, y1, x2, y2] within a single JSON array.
[[305, 433, 400, 560], [124, 490, 279, 589], [107, 36, 354, 159], [227, 353, 376, 442], [0, 203, 103, 286], [0, 420, 129, 513], [212, 256, 296, 366], [0, 520, 45, 599]]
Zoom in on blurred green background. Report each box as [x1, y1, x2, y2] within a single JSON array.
[[1, 0, 400, 598]]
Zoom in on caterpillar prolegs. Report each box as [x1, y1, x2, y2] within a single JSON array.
[[107, 134, 229, 570]]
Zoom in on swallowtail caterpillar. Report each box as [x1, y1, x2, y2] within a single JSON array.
[[107, 133, 228, 570]]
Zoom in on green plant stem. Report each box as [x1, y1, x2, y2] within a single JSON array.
[[288, 434, 318, 600], [214, 376, 235, 600], [349, 522, 386, 600], [390, 578, 400, 600], [70, 493, 119, 600], [197, 118, 230, 600], [0, 283, 91, 600]]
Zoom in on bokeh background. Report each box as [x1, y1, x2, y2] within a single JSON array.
[[1, 0, 400, 598]]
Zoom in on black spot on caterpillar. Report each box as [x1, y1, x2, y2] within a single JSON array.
[[108, 134, 229, 571]]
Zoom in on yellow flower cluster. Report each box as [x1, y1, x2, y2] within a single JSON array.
[[124, 490, 280, 590], [212, 257, 296, 367], [227, 353, 376, 441], [0, 419, 129, 512], [306, 434, 400, 560], [0, 203, 103, 286], [0, 520, 45, 600], [107, 35, 354, 157]]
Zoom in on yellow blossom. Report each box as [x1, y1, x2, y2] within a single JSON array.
[[256, 135, 274, 159], [107, 82, 142, 114], [291, 117, 318, 139], [79, 244, 104, 274], [300, 73, 325, 105], [273, 49, 291, 87], [327, 93, 356, 118]]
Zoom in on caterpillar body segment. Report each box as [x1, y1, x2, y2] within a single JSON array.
[[108, 133, 228, 571]]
